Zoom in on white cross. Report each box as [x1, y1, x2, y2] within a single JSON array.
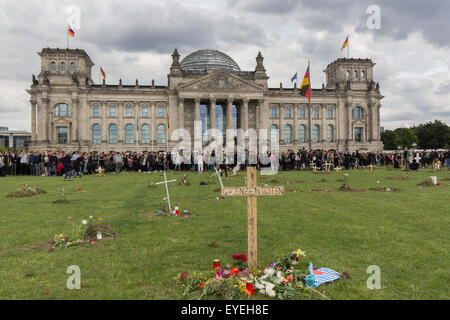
[[214, 166, 225, 190], [154, 171, 176, 214]]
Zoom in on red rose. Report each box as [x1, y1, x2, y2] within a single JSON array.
[[180, 272, 187, 280], [68, 217, 74, 221], [232, 254, 239, 260], [240, 254, 247, 262]]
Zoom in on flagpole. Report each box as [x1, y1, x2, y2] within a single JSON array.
[[347, 34, 349, 58], [67, 26, 69, 49], [308, 60, 312, 151]]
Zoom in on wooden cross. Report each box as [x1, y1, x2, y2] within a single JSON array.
[[154, 171, 176, 214], [325, 161, 333, 172], [221, 167, 284, 269], [310, 162, 318, 171], [214, 166, 225, 190]]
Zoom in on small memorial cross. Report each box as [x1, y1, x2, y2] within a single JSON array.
[[154, 171, 177, 214]]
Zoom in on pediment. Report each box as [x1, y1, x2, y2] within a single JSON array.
[[53, 118, 71, 125], [178, 70, 263, 93]]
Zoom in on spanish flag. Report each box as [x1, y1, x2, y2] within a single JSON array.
[[100, 67, 106, 79], [341, 36, 349, 51], [299, 66, 311, 100], [68, 25, 75, 37]]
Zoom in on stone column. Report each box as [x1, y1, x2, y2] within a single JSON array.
[[39, 98, 49, 142], [100, 102, 106, 143], [321, 105, 326, 142], [209, 98, 216, 129], [178, 98, 184, 130], [118, 103, 124, 143], [242, 98, 249, 132], [278, 104, 283, 143], [194, 97, 201, 123], [151, 102, 156, 147], [8, 134, 13, 148], [293, 104, 298, 143], [226, 98, 233, 131], [30, 100, 37, 142], [71, 97, 79, 142], [348, 105, 353, 140]]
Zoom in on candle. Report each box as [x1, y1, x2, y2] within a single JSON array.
[[96, 231, 102, 240], [213, 259, 220, 270], [245, 280, 254, 296]]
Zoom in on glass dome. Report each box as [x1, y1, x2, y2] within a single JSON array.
[[180, 49, 241, 72]]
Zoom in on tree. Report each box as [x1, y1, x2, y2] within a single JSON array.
[[393, 127, 418, 149], [413, 120, 450, 149], [381, 130, 397, 150]]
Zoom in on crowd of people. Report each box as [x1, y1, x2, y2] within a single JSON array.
[[0, 148, 449, 179]]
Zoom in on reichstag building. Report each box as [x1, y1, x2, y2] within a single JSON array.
[[27, 47, 384, 152]]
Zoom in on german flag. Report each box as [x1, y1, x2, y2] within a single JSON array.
[[100, 67, 106, 79], [299, 67, 311, 100], [167, 113, 171, 131], [341, 36, 348, 51], [68, 25, 75, 37]]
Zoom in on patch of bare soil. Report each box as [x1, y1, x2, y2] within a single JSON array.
[[319, 179, 328, 183], [270, 178, 280, 183], [387, 176, 410, 181], [208, 242, 219, 248], [295, 180, 305, 184], [52, 199, 72, 204], [6, 188, 46, 198], [368, 187, 402, 192], [417, 181, 442, 187], [83, 224, 117, 240], [312, 188, 329, 193], [336, 179, 345, 182], [339, 184, 365, 192]]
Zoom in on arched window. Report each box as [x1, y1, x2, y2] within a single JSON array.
[[352, 107, 364, 119], [354, 70, 358, 79], [270, 124, 279, 143], [70, 62, 76, 71], [346, 70, 350, 79], [284, 125, 292, 143], [50, 62, 56, 71], [109, 124, 118, 144], [92, 124, 101, 144], [362, 70, 366, 79], [141, 124, 150, 144], [312, 125, 320, 143], [60, 62, 66, 71], [157, 124, 166, 144], [326, 125, 334, 142], [125, 124, 134, 144], [54, 103, 71, 117], [298, 125, 306, 143]]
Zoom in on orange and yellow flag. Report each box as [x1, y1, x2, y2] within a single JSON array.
[[100, 67, 106, 79], [299, 67, 311, 101], [341, 36, 349, 51], [68, 25, 75, 37]]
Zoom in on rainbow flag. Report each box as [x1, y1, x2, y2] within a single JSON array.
[[299, 66, 311, 101], [68, 25, 75, 37], [341, 36, 349, 51], [100, 67, 106, 79]]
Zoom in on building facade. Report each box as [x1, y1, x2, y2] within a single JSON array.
[[27, 47, 383, 152], [0, 127, 31, 149]]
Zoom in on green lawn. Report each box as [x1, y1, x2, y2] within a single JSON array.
[[0, 167, 449, 299]]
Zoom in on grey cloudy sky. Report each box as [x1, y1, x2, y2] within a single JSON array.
[[0, 0, 449, 130]]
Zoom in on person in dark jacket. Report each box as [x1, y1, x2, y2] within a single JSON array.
[[63, 152, 73, 181]]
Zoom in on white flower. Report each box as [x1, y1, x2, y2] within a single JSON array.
[[81, 220, 87, 225], [265, 268, 275, 276], [89, 216, 93, 219], [268, 290, 276, 297]]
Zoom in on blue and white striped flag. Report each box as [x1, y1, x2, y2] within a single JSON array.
[[305, 262, 341, 288]]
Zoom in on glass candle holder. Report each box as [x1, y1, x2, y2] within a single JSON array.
[[213, 259, 220, 270], [245, 280, 254, 296], [96, 231, 102, 240]]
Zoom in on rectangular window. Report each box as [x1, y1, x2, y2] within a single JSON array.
[[313, 109, 319, 118], [57, 127, 68, 144], [354, 127, 362, 142], [328, 109, 333, 118], [93, 107, 99, 117], [271, 108, 277, 118], [110, 107, 116, 117], [299, 109, 305, 119], [142, 107, 149, 117], [285, 109, 292, 119], [158, 108, 165, 118], [126, 107, 133, 117]]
